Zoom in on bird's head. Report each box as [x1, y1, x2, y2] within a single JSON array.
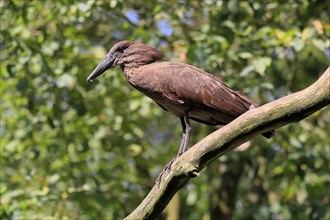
[[87, 40, 164, 81]]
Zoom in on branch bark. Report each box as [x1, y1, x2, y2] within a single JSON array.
[[124, 67, 330, 220]]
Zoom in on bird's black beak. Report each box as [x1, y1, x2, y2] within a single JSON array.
[[87, 54, 115, 81]]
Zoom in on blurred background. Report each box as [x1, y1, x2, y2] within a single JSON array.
[[1, 0, 329, 219]]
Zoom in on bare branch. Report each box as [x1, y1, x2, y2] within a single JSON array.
[[125, 67, 330, 220]]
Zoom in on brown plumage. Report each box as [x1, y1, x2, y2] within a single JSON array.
[[87, 40, 275, 179]]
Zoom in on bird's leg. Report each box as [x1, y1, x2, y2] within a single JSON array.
[[177, 116, 191, 156], [156, 116, 191, 184], [160, 117, 188, 170]]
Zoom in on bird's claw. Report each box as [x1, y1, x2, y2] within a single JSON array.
[[156, 158, 176, 185]]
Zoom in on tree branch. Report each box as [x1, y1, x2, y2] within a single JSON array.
[[125, 67, 330, 220]]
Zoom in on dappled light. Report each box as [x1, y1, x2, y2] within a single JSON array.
[[1, 1, 329, 219]]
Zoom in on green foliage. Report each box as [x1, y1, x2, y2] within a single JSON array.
[[1, 0, 329, 219]]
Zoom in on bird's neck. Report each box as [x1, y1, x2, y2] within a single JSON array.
[[119, 49, 164, 70], [121, 65, 137, 82], [119, 62, 142, 70], [119, 60, 154, 78]]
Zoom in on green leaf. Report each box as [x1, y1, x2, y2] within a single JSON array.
[[252, 57, 272, 76]]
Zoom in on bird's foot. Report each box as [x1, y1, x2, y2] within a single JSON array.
[[156, 157, 176, 185]]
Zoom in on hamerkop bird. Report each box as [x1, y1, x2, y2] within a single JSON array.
[[87, 40, 275, 180]]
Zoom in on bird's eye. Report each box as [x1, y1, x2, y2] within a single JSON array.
[[117, 46, 125, 52]]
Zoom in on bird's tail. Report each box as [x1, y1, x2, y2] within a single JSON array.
[[230, 91, 276, 139]]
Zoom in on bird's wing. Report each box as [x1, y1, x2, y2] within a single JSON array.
[[159, 62, 256, 116]]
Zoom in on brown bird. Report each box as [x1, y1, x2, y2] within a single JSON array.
[[87, 40, 275, 180]]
